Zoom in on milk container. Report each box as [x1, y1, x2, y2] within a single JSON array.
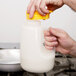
[[20, 11, 55, 73]]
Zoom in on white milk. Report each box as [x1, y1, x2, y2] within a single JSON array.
[[20, 20, 55, 73]]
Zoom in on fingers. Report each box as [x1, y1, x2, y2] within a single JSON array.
[[27, 0, 36, 18], [45, 41, 58, 50], [27, 0, 63, 18], [35, 0, 46, 16], [45, 36, 57, 42], [44, 29, 58, 50], [35, 0, 49, 15], [44, 30, 51, 36], [49, 27, 61, 37], [45, 40, 58, 47], [29, 5, 36, 18], [39, 0, 49, 14], [27, 0, 34, 13], [27, 0, 50, 18], [45, 45, 54, 50], [44, 30, 57, 42]]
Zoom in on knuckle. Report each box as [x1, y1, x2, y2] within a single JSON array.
[[51, 37, 54, 40], [51, 43, 54, 46], [45, 41, 50, 46], [49, 38, 53, 41], [51, 42, 57, 46], [49, 43, 53, 47], [35, 4, 39, 8], [45, 37, 49, 41], [40, 5, 44, 9], [62, 34, 67, 39]]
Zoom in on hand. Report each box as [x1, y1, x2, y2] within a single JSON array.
[[44, 27, 76, 54], [27, 0, 64, 18]]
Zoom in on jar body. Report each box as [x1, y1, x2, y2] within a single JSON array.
[[20, 20, 55, 73]]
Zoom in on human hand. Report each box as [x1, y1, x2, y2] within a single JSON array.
[[44, 27, 76, 54], [27, 0, 64, 18]]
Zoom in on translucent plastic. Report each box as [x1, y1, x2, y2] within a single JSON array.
[[20, 20, 55, 73]]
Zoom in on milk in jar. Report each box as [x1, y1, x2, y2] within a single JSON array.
[[20, 11, 55, 73]]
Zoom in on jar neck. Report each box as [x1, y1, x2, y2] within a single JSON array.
[[25, 20, 41, 26]]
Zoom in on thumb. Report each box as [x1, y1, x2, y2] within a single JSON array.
[[49, 27, 64, 37]]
